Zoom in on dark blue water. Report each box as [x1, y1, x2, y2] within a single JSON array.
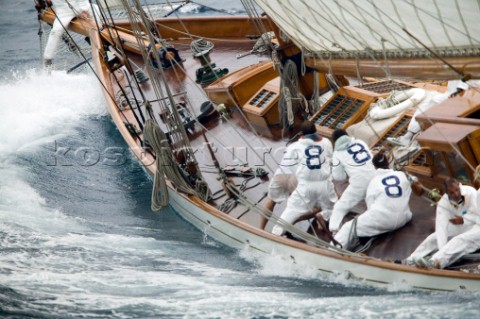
[[1, 1, 480, 318]]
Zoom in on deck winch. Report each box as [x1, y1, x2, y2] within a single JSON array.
[[149, 44, 182, 69], [194, 48, 228, 85]]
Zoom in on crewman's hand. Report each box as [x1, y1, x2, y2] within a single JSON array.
[[449, 215, 464, 225]]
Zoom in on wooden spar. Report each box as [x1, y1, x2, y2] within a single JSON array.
[[304, 55, 480, 81], [264, 14, 479, 83], [402, 28, 471, 81]]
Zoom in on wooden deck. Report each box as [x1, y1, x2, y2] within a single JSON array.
[[102, 35, 445, 262], [40, 6, 479, 270]]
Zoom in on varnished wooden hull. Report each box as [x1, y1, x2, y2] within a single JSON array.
[[167, 187, 480, 291], [41, 7, 480, 291]]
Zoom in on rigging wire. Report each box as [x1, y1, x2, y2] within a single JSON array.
[[163, 0, 340, 246], [35, 0, 341, 250], [128, 0, 212, 201], [134, 0, 342, 248], [366, 0, 402, 49], [431, 0, 454, 48], [159, 0, 285, 177], [259, 0, 392, 78], [251, 2, 480, 176], [165, 0, 480, 255], [258, 0, 479, 82], [233, 0, 353, 246], [136, 1, 480, 250], [406, 0, 479, 44], [93, 0, 152, 133], [46, 0, 472, 255], [160, 1, 274, 137], [99, 0, 154, 125], [129, 0, 190, 138]]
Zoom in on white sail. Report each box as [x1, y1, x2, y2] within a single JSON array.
[[253, 0, 479, 58], [98, 0, 125, 9]]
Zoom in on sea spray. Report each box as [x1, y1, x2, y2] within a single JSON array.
[[0, 69, 106, 157]]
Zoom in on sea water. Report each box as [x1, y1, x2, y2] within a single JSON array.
[[0, 1, 480, 318]]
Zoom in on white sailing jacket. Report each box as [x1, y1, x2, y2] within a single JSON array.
[[331, 136, 375, 183], [365, 168, 412, 219], [289, 134, 333, 183], [274, 141, 302, 176], [435, 184, 478, 249]]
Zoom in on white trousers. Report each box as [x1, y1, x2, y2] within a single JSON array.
[[329, 177, 371, 232], [431, 225, 480, 268], [334, 207, 412, 251], [407, 223, 473, 260], [272, 180, 337, 236], [267, 174, 297, 203], [44, 1, 95, 60]]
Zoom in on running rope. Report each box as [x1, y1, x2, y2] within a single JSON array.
[[143, 119, 196, 211]]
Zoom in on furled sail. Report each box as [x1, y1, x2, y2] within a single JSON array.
[[253, 0, 480, 80]]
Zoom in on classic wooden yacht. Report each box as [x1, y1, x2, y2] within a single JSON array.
[[35, 0, 480, 291]]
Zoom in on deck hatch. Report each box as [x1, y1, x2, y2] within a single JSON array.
[[312, 95, 363, 129], [413, 152, 427, 166], [371, 115, 411, 152], [249, 89, 276, 108]]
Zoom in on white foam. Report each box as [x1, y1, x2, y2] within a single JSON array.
[[0, 68, 108, 236], [0, 69, 106, 158], [238, 244, 364, 288], [0, 168, 88, 237]]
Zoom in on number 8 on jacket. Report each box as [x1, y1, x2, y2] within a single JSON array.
[[304, 145, 323, 170], [381, 175, 403, 198]]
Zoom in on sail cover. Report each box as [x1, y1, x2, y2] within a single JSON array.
[[253, 0, 480, 59]]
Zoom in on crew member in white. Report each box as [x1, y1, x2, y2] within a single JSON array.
[[427, 205, 480, 269], [328, 129, 375, 234], [43, 0, 96, 66], [271, 121, 337, 236], [260, 125, 319, 230], [334, 152, 414, 250], [388, 80, 471, 147], [406, 177, 478, 267]]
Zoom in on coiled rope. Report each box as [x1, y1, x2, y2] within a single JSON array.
[[143, 119, 196, 211], [190, 38, 214, 56], [279, 60, 299, 130], [252, 31, 276, 54]]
